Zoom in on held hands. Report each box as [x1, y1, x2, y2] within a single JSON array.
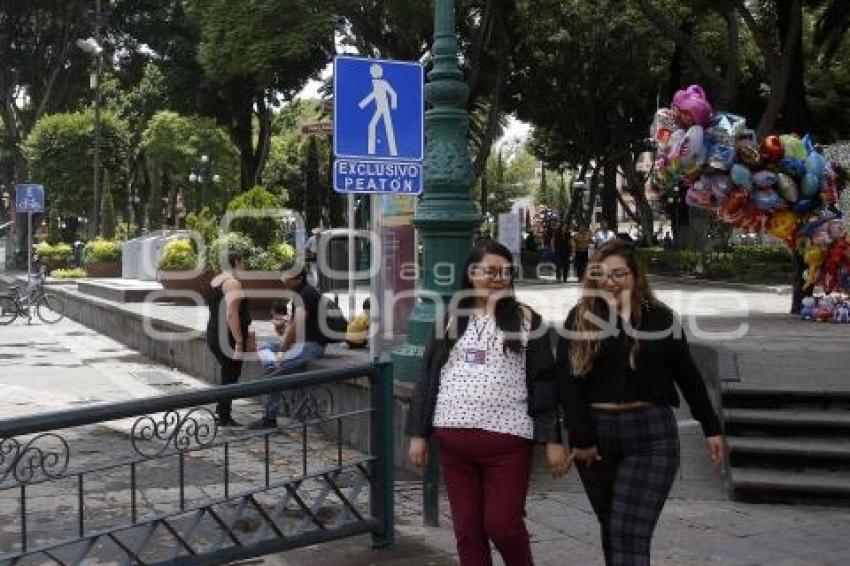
[[706, 435, 725, 467], [408, 437, 429, 469], [546, 443, 572, 478], [571, 446, 603, 467]]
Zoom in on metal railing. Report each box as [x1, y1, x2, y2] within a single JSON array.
[[0, 362, 395, 565]]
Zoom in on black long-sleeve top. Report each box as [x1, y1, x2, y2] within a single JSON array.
[[554, 302, 722, 449]]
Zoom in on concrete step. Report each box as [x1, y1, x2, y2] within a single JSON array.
[[729, 467, 850, 499], [724, 408, 850, 430], [728, 436, 850, 460], [723, 385, 850, 409]]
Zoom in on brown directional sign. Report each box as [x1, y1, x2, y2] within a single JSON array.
[[301, 122, 333, 135]]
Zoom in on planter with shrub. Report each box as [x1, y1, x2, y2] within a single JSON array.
[[36, 242, 73, 272], [157, 238, 212, 295], [83, 238, 122, 277]]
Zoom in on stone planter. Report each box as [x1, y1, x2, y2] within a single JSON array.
[[158, 269, 215, 299], [85, 260, 122, 278], [43, 259, 71, 274]]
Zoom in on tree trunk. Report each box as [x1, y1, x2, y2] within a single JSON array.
[[776, 0, 811, 134], [601, 160, 618, 229]]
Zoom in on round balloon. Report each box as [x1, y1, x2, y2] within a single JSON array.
[[805, 152, 827, 177], [753, 170, 778, 188], [779, 157, 806, 179], [753, 188, 781, 211], [802, 172, 820, 197], [760, 135, 784, 162], [730, 163, 753, 190], [737, 146, 762, 169], [781, 134, 807, 160], [776, 173, 799, 202], [793, 198, 818, 214]]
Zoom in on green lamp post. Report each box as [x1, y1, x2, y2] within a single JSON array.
[[392, 0, 482, 381]]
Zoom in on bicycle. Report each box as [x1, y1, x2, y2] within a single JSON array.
[[0, 274, 64, 325]]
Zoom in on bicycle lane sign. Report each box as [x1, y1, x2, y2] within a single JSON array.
[[15, 184, 45, 213]]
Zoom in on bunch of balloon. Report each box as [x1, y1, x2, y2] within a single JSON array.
[[649, 84, 850, 308]]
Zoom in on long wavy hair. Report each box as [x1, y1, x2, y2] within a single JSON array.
[[436, 240, 527, 364], [570, 239, 657, 377]]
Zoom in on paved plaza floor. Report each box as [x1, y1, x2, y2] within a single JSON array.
[[0, 278, 848, 564]]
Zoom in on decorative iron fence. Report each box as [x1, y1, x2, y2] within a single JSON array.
[[0, 362, 395, 565]]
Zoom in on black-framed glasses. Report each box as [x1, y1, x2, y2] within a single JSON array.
[[470, 265, 515, 280], [587, 265, 632, 284]]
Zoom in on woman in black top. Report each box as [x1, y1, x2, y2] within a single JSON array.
[[206, 250, 252, 427], [554, 239, 724, 566]]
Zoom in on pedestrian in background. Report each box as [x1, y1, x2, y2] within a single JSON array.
[[573, 225, 592, 282], [206, 250, 252, 427], [554, 221, 572, 283], [553, 239, 724, 565], [407, 240, 568, 566]]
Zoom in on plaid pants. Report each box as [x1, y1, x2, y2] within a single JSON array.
[[577, 406, 679, 566]]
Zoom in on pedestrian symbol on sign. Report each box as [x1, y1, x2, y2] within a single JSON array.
[[358, 64, 399, 157]]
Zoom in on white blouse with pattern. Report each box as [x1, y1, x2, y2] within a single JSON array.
[[433, 313, 533, 440]]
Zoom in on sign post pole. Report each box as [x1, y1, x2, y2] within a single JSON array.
[[348, 193, 356, 320], [26, 211, 32, 324], [15, 184, 45, 325]]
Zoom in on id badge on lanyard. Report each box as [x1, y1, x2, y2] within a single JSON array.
[[464, 348, 487, 365]]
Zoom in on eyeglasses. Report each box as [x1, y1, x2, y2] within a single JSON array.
[[470, 265, 514, 280], [587, 266, 632, 284]]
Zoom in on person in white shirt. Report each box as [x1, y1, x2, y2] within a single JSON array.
[[406, 240, 569, 566], [303, 227, 320, 286]]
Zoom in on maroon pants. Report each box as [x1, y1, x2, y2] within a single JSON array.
[[435, 427, 534, 566]]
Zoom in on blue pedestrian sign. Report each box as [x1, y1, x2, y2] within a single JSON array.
[[333, 55, 424, 195], [15, 184, 45, 213], [334, 55, 424, 161]]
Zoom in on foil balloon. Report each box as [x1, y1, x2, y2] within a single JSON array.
[[753, 170, 778, 188], [651, 108, 678, 148], [704, 173, 733, 203], [719, 188, 749, 223], [708, 144, 735, 171], [805, 152, 827, 177], [753, 188, 781, 211], [760, 135, 784, 162], [767, 210, 798, 242], [672, 85, 713, 128], [709, 112, 747, 141], [730, 163, 753, 190], [737, 146, 762, 169], [779, 157, 807, 179], [803, 245, 826, 289], [686, 181, 715, 209], [675, 126, 706, 169], [776, 173, 799, 202], [812, 224, 831, 246], [781, 134, 807, 160], [793, 198, 818, 214], [802, 172, 820, 198]]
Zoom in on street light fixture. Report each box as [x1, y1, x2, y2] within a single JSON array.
[[188, 154, 220, 212]]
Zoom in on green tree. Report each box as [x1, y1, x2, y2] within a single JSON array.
[[188, 0, 335, 190], [140, 110, 239, 228], [24, 110, 130, 228]]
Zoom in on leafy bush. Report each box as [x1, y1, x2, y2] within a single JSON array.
[[52, 267, 88, 279], [271, 242, 295, 264], [639, 246, 792, 283], [114, 222, 137, 242], [226, 186, 282, 248], [158, 238, 198, 270], [206, 232, 253, 271], [36, 242, 73, 261], [185, 207, 219, 246], [83, 239, 121, 265]]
